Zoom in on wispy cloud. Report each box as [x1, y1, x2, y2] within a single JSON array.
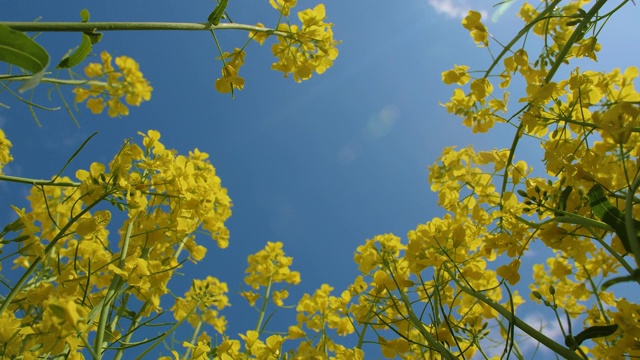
[[517, 313, 565, 357], [427, 0, 488, 20]]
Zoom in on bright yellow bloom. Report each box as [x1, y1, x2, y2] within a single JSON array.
[[73, 51, 152, 117], [496, 259, 521, 285], [269, 0, 296, 16], [215, 48, 246, 94], [462, 11, 488, 47], [271, 5, 340, 82], [248, 22, 270, 45], [0, 128, 13, 175], [442, 65, 471, 85]]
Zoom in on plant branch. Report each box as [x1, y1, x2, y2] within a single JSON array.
[[2, 21, 291, 37]]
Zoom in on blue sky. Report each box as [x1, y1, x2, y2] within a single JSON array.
[[2, 0, 640, 358]]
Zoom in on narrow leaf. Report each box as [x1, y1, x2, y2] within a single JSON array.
[[0, 24, 50, 92], [80, 8, 90, 22], [208, 0, 230, 26], [57, 33, 93, 69], [588, 184, 640, 253], [574, 324, 619, 346], [0, 23, 49, 74], [57, 9, 102, 69], [554, 185, 572, 216], [602, 269, 640, 290]]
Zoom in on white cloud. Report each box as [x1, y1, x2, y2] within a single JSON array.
[[517, 313, 566, 357], [427, 0, 488, 20]]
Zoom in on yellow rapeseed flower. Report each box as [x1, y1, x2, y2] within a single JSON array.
[[0, 128, 13, 175], [73, 51, 152, 117]]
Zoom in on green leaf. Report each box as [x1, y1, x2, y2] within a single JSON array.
[[573, 324, 618, 347], [602, 269, 640, 290], [80, 8, 90, 22], [588, 184, 640, 254], [208, 0, 230, 26], [0, 23, 50, 92], [86, 32, 103, 45], [57, 33, 93, 69], [0, 24, 49, 73], [57, 9, 102, 69], [555, 185, 572, 216]]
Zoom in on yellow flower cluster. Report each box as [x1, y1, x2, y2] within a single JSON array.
[[251, 3, 339, 83], [73, 51, 153, 117], [241, 241, 300, 307], [0, 129, 12, 175], [172, 276, 230, 334], [435, 4, 640, 357], [1, 130, 232, 358], [215, 48, 246, 94], [519, 1, 602, 61], [215, 2, 339, 94]]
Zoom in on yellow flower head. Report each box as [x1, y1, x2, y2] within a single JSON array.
[[73, 51, 153, 117], [0, 129, 13, 175]]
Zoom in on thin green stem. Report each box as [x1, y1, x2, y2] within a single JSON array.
[[2, 21, 291, 38], [483, 0, 563, 78], [499, 0, 611, 207], [113, 302, 153, 360], [625, 176, 640, 266], [0, 174, 80, 187], [0, 193, 106, 315], [391, 278, 456, 359], [183, 320, 203, 360], [443, 267, 583, 360], [94, 216, 136, 359], [135, 302, 199, 360], [0, 74, 108, 87], [255, 277, 273, 334]]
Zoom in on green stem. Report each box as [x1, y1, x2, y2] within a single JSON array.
[[0, 75, 108, 88], [515, 214, 612, 232], [0, 174, 80, 187], [483, 0, 563, 78], [444, 267, 583, 360], [183, 320, 203, 360], [0, 193, 106, 315], [390, 274, 456, 360], [94, 216, 136, 359], [625, 176, 640, 266], [2, 21, 290, 37], [499, 0, 611, 207], [255, 277, 273, 333], [113, 302, 151, 360], [135, 302, 199, 360]]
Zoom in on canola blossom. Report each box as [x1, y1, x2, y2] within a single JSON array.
[[73, 51, 153, 117], [1, 0, 640, 359]]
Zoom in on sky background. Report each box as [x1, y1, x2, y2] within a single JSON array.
[[2, 0, 640, 358]]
